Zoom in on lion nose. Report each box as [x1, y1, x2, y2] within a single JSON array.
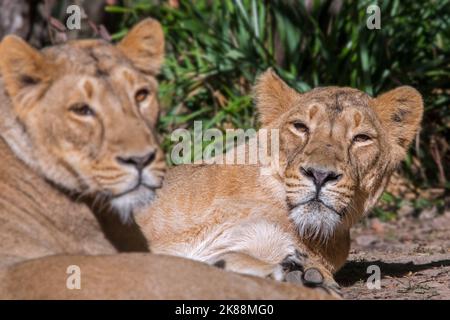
[[300, 167, 342, 188], [116, 150, 156, 171]]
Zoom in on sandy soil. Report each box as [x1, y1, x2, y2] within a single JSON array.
[[336, 208, 450, 300]]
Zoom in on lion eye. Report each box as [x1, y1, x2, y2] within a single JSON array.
[[292, 122, 309, 134], [135, 88, 150, 104], [353, 134, 371, 143], [69, 103, 95, 116]]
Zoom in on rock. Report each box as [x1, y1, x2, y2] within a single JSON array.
[[371, 218, 385, 234], [397, 204, 415, 218], [355, 235, 379, 247], [419, 207, 438, 220]]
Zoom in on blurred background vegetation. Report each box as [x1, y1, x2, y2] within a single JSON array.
[[1, 0, 448, 218]]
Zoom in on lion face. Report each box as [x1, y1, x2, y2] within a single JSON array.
[[255, 70, 423, 241], [0, 19, 166, 220]]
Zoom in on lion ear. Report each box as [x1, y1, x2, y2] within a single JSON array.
[[117, 18, 165, 75], [254, 68, 298, 127], [371, 86, 424, 163], [0, 35, 53, 97]]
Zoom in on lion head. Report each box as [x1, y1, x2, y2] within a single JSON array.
[[0, 19, 166, 220], [255, 69, 423, 241]]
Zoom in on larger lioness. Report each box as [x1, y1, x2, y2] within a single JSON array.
[[136, 69, 423, 294], [0, 19, 330, 299]]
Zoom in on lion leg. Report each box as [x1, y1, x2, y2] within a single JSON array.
[[211, 240, 341, 298]]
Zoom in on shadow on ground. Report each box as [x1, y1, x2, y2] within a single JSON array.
[[336, 259, 450, 287]]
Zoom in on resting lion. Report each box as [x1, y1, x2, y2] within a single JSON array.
[[136, 69, 423, 296], [0, 19, 329, 299]]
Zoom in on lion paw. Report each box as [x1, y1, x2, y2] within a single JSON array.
[[277, 251, 342, 299]]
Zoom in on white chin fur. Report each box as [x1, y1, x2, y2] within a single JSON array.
[[110, 187, 156, 223], [290, 202, 341, 243]]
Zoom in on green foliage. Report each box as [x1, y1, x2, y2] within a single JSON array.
[[107, 0, 450, 196]]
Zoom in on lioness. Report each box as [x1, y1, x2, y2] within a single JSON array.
[[137, 69, 423, 295], [0, 19, 330, 299]]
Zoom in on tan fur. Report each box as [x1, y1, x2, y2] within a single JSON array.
[[137, 68, 423, 292], [0, 253, 330, 299], [0, 22, 167, 219], [0, 20, 332, 299]]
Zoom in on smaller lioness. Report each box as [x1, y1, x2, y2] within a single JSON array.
[[137, 69, 423, 296]]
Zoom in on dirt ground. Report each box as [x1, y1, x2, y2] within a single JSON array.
[[336, 208, 450, 300]]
